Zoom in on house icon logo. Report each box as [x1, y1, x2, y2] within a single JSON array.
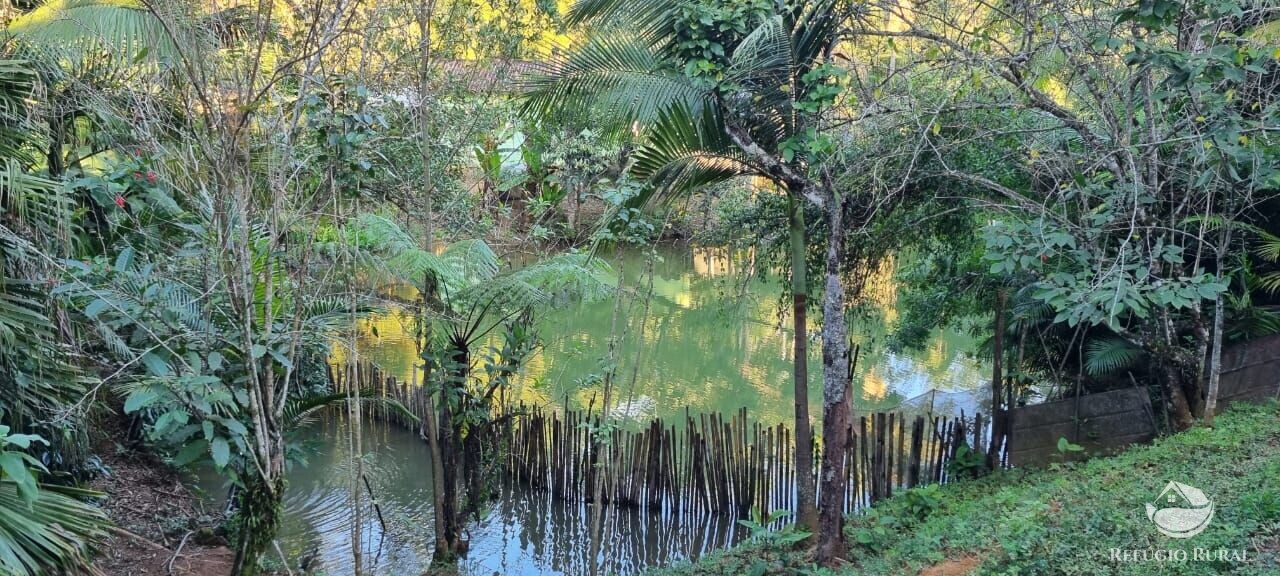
[[1145, 481, 1214, 538]]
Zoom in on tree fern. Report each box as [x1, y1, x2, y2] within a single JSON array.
[[460, 251, 614, 312]]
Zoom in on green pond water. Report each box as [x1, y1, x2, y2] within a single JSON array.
[[339, 245, 989, 425], [250, 245, 990, 575]]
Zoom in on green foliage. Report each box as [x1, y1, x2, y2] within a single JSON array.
[[672, 0, 771, 83], [0, 428, 109, 576], [1056, 436, 1084, 454], [1083, 337, 1147, 377], [8, 0, 185, 69], [737, 508, 809, 546], [525, 0, 850, 196], [983, 214, 1230, 330], [302, 79, 386, 194], [0, 482, 109, 576], [0, 427, 47, 505], [900, 484, 943, 521], [945, 442, 987, 480], [849, 507, 900, 553]]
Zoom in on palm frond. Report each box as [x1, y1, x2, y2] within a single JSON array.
[[0, 280, 94, 428], [727, 15, 794, 86], [790, 0, 843, 76], [1260, 272, 1280, 295], [564, 0, 681, 42], [521, 34, 705, 129], [630, 104, 757, 206], [0, 482, 109, 576], [283, 389, 418, 429], [9, 0, 191, 68], [1225, 289, 1280, 340], [1083, 337, 1146, 377]]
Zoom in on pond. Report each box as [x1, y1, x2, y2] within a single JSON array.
[[273, 414, 750, 576], [340, 245, 990, 425], [241, 245, 990, 575]]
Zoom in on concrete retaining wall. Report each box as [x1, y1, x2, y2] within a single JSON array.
[[1008, 334, 1280, 466]]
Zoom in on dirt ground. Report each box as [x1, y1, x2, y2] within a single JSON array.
[[89, 414, 235, 576], [918, 554, 982, 576]]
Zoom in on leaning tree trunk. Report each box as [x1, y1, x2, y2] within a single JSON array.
[[816, 188, 851, 566], [415, 357, 453, 562], [787, 196, 818, 532]]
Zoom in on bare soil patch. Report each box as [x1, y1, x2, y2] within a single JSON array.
[[918, 554, 982, 576], [89, 412, 234, 575]]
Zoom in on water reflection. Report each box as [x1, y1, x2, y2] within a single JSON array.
[[273, 245, 989, 575], [337, 245, 988, 426], [277, 414, 745, 575]]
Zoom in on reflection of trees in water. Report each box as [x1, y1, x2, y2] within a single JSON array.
[[339, 245, 991, 432], [480, 484, 747, 576], [267, 416, 747, 576]]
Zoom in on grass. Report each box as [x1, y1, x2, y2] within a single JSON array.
[[652, 401, 1280, 576]]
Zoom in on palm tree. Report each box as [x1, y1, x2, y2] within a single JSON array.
[[522, 0, 855, 548], [7, 0, 189, 177], [0, 58, 112, 576]]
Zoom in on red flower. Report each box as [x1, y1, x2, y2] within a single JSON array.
[[133, 171, 143, 180], [146, 171, 157, 182], [114, 195, 126, 208]]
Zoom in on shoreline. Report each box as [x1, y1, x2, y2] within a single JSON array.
[[89, 408, 236, 576]]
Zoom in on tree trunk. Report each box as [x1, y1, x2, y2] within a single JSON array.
[[1166, 363, 1196, 430], [415, 0, 435, 243], [230, 458, 284, 575], [436, 397, 462, 562], [415, 359, 452, 561], [349, 369, 364, 574], [987, 291, 1007, 469], [787, 197, 818, 533], [431, 346, 468, 564], [1202, 224, 1232, 427], [1202, 293, 1226, 427], [816, 189, 850, 566], [47, 115, 65, 178]]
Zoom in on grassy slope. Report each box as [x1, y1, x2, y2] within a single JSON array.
[[654, 402, 1280, 576]]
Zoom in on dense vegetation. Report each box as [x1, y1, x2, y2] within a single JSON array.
[[0, 0, 1275, 574]]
